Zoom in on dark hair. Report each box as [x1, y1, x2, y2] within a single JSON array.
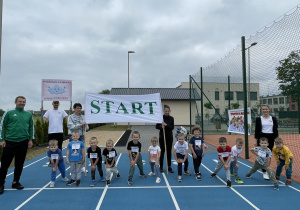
[[191, 125, 202, 134], [164, 105, 170, 109], [219, 137, 227, 143], [15, 96, 26, 103], [73, 103, 82, 109], [259, 137, 268, 143]]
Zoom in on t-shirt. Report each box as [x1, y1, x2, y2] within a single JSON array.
[[47, 148, 64, 163], [174, 141, 188, 155], [148, 145, 161, 162], [127, 140, 142, 158], [103, 148, 117, 167], [44, 109, 68, 133], [261, 116, 273, 134], [217, 146, 232, 161], [87, 146, 102, 162], [189, 136, 204, 156], [231, 145, 243, 162], [67, 141, 85, 162], [253, 146, 272, 166]]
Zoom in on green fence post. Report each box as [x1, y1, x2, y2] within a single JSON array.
[[201, 68, 204, 139]]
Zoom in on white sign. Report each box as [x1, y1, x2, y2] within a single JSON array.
[[228, 108, 251, 135], [85, 92, 163, 123], [41, 79, 72, 101]]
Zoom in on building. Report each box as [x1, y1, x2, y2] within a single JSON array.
[[260, 94, 289, 116]]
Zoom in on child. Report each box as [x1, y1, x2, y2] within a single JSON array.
[[230, 138, 244, 184], [245, 137, 279, 190], [273, 137, 293, 185], [210, 137, 232, 188], [148, 137, 161, 184], [66, 130, 85, 186], [87, 137, 105, 187], [189, 126, 205, 180], [102, 139, 120, 185], [127, 131, 147, 185], [47, 140, 69, 187], [173, 133, 189, 182]]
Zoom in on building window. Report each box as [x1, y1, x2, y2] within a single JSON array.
[[279, 97, 284, 104], [268, 99, 272, 105], [274, 108, 278, 113], [291, 104, 296, 110], [225, 91, 233, 100], [215, 91, 219, 100], [263, 99, 267, 104], [237, 92, 243, 100], [273, 98, 278, 104], [250, 92, 257, 100]]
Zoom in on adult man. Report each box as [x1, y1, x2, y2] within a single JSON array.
[[43, 101, 68, 150], [0, 96, 34, 194]]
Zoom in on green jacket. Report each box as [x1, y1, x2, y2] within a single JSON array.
[[0, 108, 34, 142]]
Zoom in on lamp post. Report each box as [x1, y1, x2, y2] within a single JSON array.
[[245, 42, 257, 108], [127, 51, 135, 129]]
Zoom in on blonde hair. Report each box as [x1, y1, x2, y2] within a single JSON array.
[[106, 139, 114, 146], [151, 136, 158, 142], [177, 133, 185, 139], [72, 130, 80, 135], [261, 104, 271, 110], [274, 137, 283, 144], [236, 138, 244, 145], [191, 125, 202, 134], [49, 139, 58, 147], [89, 136, 98, 143]]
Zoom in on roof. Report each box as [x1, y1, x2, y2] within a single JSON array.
[[110, 88, 201, 100]]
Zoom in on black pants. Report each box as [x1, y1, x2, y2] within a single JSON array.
[[0, 140, 28, 185], [192, 155, 203, 174], [91, 160, 103, 180], [159, 137, 173, 169], [48, 133, 64, 150]]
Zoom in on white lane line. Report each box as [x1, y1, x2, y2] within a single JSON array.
[[15, 166, 70, 210], [95, 153, 122, 210], [114, 131, 125, 146], [194, 155, 260, 210], [162, 172, 180, 210]]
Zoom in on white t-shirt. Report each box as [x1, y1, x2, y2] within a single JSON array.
[[148, 145, 161, 162], [231, 145, 243, 161], [174, 141, 188, 155], [261, 116, 273, 133], [44, 109, 68, 133]]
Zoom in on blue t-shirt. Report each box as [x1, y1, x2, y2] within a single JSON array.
[[47, 148, 64, 163], [189, 136, 204, 156], [67, 141, 85, 162]]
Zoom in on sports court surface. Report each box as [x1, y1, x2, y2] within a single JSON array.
[[1, 149, 299, 210]]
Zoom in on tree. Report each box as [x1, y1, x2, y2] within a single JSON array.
[[276, 50, 300, 102], [0, 109, 4, 117], [99, 89, 110, 94], [204, 102, 213, 110], [231, 102, 240, 109]]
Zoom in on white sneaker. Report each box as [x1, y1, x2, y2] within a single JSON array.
[[49, 181, 55, 188], [263, 172, 270, 180], [156, 177, 161, 183], [81, 167, 88, 173], [62, 177, 69, 182], [148, 172, 155, 176]]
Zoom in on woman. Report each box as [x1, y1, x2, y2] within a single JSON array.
[[156, 105, 174, 173], [255, 104, 278, 180]]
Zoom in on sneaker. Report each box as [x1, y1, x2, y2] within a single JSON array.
[[178, 175, 182, 182], [148, 172, 155, 176], [127, 179, 133, 185], [116, 173, 121, 178], [139, 174, 147, 178], [263, 172, 269, 180], [184, 171, 191, 176], [76, 180, 81, 186], [0, 184, 4, 194], [227, 180, 231, 188], [49, 181, 55, 188], [100, 176, 106, 182], [66, 179, 75, 186], [160, 168, 164, 173], [12, 181, 24, 190], [285, 179, 292, 186], [106, 180, 110, 186], [230, 172, 235, 176], [155, 177, 161, 184], [245, 173, 251, 179], [274, 184, 279, 190], [90, 180, 96, 187], [81, 167, 88, 173], [210, 173, 216, 178], [196, 174, 201, 181], [275, 175, 280, 180], [235, 177, 244, 184], [168, 167, 174, 173], [62, 177, 69, 182]]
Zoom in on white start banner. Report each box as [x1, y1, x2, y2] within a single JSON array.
[[85, 92, 163, 124], [41, 79, 72, 101]]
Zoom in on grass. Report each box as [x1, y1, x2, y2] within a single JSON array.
[[91, 124, 129, 131]]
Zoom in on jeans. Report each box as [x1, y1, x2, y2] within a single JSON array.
[[51, 160, 66, 181], [150, 162, 161, 178], [276, 158, 293, 179], [176, 153, 188, 176]]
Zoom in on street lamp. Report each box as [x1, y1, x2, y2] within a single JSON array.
[[245, 42, 257, 108], [128, 51, 135, 129]]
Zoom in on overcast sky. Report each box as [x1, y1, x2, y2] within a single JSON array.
[[0, 0, 299, 111]]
